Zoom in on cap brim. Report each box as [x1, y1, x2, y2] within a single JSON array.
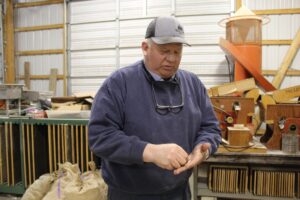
[[151, 37, 191, 46]]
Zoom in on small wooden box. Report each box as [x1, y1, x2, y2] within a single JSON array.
[[228, 125, 251, 147]]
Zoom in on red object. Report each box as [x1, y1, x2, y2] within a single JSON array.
[[219, 37, 276, 92], [234, 45, 262, 80]]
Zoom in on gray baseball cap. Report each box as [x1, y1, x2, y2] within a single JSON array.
[[145, 16, 190, 46]]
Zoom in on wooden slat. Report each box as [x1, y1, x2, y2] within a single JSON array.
[[19, 74, 64, 80], [263, 69, 300, 76], [76, 126, 79, 163], [4, 0, 16, 84], [64, 125, 67, 162], [85, 126, 89, 171], [24, 62, 31, 89], [9, 124, 14, 186], [31, 125, 36, 181], [61, 125, 64, 163], [71, 125, 75, 163], [272, 85, 300, 103], [26, 125, 31, 185], [254, 8, 300, 15], [15, 0, 63, 8], [48, 125, 53, 173], [209, 78, 256, 97], [262, 40, 292, 45], [0, 125, 2, 183], [272, 28, 300, 88], [49, 68, 58, 95], [52, 125, 57, 171], [80, 125, 84, 171], [16, 49, 64, 56], [57, 124, 61, 164], [5, 123, 10, 185], [22, 125, 27, 187], [15, 24, 64, 32]]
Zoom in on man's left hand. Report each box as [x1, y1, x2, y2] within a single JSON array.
[[173, 143, 211, 175]]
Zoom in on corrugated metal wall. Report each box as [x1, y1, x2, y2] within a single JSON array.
[[69, 0, 232, 94], [14, 2, 65, 96], [7, 0, 300, 95], [0, 5, 3, 82], [244, 0, 300, 88]]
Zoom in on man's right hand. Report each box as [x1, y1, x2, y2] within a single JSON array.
[[143, 143, 189, 170]]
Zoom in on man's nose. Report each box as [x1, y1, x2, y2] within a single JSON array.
[[166, 53, 177, 62]]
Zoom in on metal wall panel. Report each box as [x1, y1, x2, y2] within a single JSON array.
[[119, 0, 144, 19], [14, 4, 63, 27], [15, 30, 63, 51], [71, 50, 116, 77], [119, 19, 152, 47], [263, 15, 300, 40], [16, 55, 64, 97], [119, 48, 143, 69], [179, 15, 226, 45], [71, 78, 106, 94], [263, 46, 300, 70], [147, 0, 172, 17], [243, 0, 300, 89], [13, 3, 64, 96], [16, 55, 64, 75], [70, 0, 116, 24], [244, 0, 300, 10], [69, 0, 233, 94], [18, 79, 64, 97], [176, 0, 231, 15], [71, 21, 117, 50], [181, 46, 228, 75]]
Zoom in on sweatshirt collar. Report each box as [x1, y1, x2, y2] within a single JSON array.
[[143, 61, 175, 82]]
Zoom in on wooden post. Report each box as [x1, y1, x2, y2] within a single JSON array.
[[24, 62, 31, 89], [272, 28, 300, 89], [4, 0, 16, 83], [49, 68, 58, 96]]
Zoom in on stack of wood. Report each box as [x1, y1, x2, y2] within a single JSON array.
[[208, 78, 300, 152]]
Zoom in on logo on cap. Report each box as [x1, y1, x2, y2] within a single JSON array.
[[176, 25, 184, 35]]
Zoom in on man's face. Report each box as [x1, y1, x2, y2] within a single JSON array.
[[142, 40, 183, 79]]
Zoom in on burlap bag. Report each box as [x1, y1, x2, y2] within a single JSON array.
[[22, 162, 107, 200]]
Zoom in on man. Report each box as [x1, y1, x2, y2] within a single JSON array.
[[89, 16, 221, 200]]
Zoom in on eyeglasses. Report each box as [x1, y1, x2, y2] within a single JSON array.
[[151, 78, 184, 115]]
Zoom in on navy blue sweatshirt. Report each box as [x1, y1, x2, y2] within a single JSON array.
[[88, 60, 221, 194]]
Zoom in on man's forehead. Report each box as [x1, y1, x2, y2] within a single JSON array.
[[154, 42, 183, 49]]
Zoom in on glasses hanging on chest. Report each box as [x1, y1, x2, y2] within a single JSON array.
[[151, 77, 184, 115]]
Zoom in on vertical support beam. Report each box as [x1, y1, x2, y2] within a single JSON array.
[[63, 0, 68, 95], [4, 0, 16, 83]]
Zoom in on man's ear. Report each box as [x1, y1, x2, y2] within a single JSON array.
[[141, 41, 148, 56]]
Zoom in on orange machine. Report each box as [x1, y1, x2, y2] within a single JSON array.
[[218, 6, 275, 92]]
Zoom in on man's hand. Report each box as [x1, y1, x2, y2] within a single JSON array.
[[143, 143, 189, 170], [173, 143, 211, 175]]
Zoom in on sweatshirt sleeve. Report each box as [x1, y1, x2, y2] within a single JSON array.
[[88, 75, 147, 165], [194, 81, 222, 155]]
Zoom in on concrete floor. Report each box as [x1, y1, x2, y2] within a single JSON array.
[[0, 194, 21, 200]]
